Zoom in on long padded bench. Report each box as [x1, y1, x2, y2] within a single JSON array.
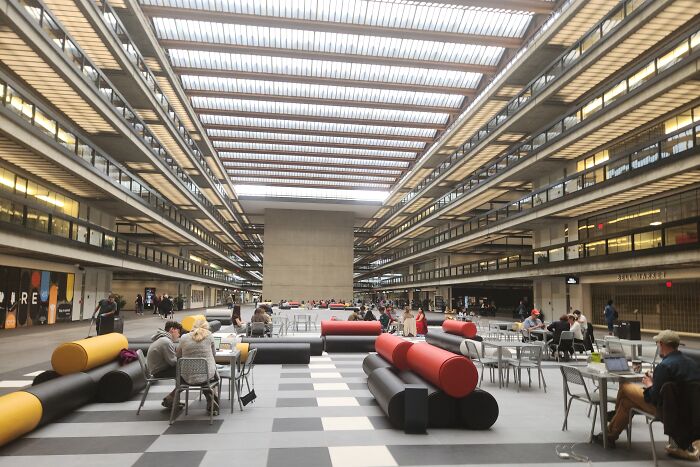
[[324, 335, 378, 353], [248, 343, 311, 364], [242, 337, 323, 356]]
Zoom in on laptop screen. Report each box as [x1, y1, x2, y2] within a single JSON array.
[[214, 336, 222, 350], [605, 356, 629, 372]]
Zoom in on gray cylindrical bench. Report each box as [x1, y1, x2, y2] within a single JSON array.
[[242, 337, 323, 356], [324, 335, 378, 353], [362, 353, 394, 376], [248, 343, 311, 364], [206, 309, 232, 325], [425, 330, 465, 355]]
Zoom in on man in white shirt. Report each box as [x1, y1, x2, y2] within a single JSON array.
[[573, 309, 587, 326]]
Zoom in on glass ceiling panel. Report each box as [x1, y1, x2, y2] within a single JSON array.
[[229, 177, 390, 188], [227, 170, 395, 182], [169, 49, 481, 89], [181, 75, 464, 108], [191, 96, 449, 124], [199, 114, 437, 138], [206, 128, 425, 149], [153, 18, 505, 66], [223, 162, 402, 175], [218, 152, 411, 167], [142, 0, 533, 37], [233, 184, 389, 201], [213, 141, 417, 158]]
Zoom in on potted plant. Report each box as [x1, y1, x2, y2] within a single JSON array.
[[174, 294, 185, 311]]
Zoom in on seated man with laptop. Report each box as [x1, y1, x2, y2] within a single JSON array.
[[597, 330, 700, 458]]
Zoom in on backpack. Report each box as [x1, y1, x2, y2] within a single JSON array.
[[118, 348, 138, 365], [613, 308, 619, 320]]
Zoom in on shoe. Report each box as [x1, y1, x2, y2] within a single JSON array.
[[665, 445, 700, 461], [592, 433, 616, 449], [607, 410, 616, 420]]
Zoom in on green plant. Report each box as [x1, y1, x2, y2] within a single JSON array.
[[174, 294, 185, 311]]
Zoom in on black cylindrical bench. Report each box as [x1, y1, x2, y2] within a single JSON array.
[[243, 337, 323, 356], [98, 360, 147, 402], [367, 367, 405, 428], [425, 330, 465, 355], [362, 353, 394, 376], [457, 388, 499, 429], [248, 343, 311, 364], [324, 335, 378, 353], [24, 372, 96, 425], [397, 370, 458, 428]]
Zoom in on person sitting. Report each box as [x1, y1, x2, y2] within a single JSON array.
[[547, 314, 570, 357], [597, 330, 700, 457], [147, 320, 182, 409], [522, 309, 545, 340], [378, 307, 394, 332], [415, 308, 428, 336], [358, 305, 366, 319], [347, 310, 361, 321], [251, 307, 271, 324], [232, 309, 246, 334], [567, 314, 585, 355], [176, 319, 219, 415], [364, 307, 377, 321], [402, 307, 416, 337]]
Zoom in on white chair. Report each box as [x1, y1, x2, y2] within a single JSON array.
[[170, 358, 220, 425], [560, 366, 614, 441], [135, 349, 174, 415], [505, 343, 547, 392], [463, 340, 499, 386]]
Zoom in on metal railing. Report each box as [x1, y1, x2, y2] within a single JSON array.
[[0, 74, 244, 268]]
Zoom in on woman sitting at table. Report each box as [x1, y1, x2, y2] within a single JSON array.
[[567, 314, 585, 355], [547, 314, 570, 356], [176, 319, 219, 415], [232, 309, 246, 334], [415, 308, 428, 336]]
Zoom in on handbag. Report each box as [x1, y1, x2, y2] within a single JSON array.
[[240, 389, 257, 406]]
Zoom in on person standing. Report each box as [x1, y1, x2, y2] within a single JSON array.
[[159, 294, 174, 320], [415, 308, 428, 336], [604, 299, 617, 335], [135, 294, 144, 316], [94, 294, 117, 335], [153, 294, 162, 315]]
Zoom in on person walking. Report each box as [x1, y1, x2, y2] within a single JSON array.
[[604, 299, 617, 335], [159, 294, 174, 320], [135, 294, 144, 316], [94, 294, 117, 335]]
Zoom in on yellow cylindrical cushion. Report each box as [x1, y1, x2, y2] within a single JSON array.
[[51, 333, 128, 375], [181, 314, 206, 332], [236, 343, 249, 361], [0, 392, 42, 446]]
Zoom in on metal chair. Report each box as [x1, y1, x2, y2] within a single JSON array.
[[217, 356, 242, 413], [553, 331, 576, 361], [234, 347, 258, 409], [169, 358, 220, 425], [463, 340, 499, 386], [604, 336, 625, 356], [135, 349, 174, 415], [560, 366, 610, 441], [310, 313, 320, 331], [627, 407, 662, 466], [250, 321, 267, 337], [505, 343, 547, 392]]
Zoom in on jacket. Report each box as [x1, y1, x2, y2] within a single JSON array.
[[659, 381, 700, 450], [146, 330, 177, 375]]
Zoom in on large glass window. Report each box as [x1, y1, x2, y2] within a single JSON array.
[[634, 230, 662, 250], [665, 223, 698, 245], [607, 236, 632, 254]]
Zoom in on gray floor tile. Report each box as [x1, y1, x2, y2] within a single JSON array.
[[276, 398, 318, 407], [280, 373, 311, 378], [278, 383, 315, 390], [0, 436, 158, 456], [163, 420, 223, 435], [133, 451, 206, 467], [272, 417, 324, 432], [267, 447, 331, 467]]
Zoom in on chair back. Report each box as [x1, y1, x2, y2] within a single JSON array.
[[136, 349, 151, 379], [559, 330, 574, 343], [521, 344, 542, 362], [176, 357, 210, 387], [251, 322, 266, 337], [606, 339, 625, 355], [463, 340, 481, 361], [241, 347, 258, 377], [560, 366, 591, 399]]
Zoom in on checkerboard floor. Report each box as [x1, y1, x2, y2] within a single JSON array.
[[0, 353, 690, 467]]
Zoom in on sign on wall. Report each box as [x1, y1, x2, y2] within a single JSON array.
[[0, 266, 74, 329], [144, 287, 156, 311]]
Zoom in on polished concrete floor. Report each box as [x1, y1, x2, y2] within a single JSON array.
[[0, 306, 696, 466]]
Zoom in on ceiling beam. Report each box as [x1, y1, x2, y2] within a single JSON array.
[[159, 39, 497, 74], [174, 67, 477, 95], [192, 107, 448, 129], [218, 147, 414, 162], [202, 123, 435, 142], [424, 0, 555, 14], [142, 5, 525, 47], [210, 135, 423, 153], [184, 89, 461, 114], [221, 158, 407, 172]]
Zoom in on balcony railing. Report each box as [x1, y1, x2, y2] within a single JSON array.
[[17, 0, 245, 245], [372, 0, 657, 231], [377, 217, 700, 287], [0, 192, 247, 286], [0, 74, 243, 268], [371, 27, 700, 256], [373, 117, 700, 268]]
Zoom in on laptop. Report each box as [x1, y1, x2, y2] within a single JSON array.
[[213, 336, 222, 351], [604, 356, 636, 375]]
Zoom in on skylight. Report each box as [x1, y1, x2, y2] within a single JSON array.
[[233, 184, 390, 201]]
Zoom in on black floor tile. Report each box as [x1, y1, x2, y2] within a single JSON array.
[[268, 447, 331, 467], [163, 419, 223, 435], [0, 436, 159, 456], [276, 397, 318, 407], [133, 451, 206, 467], [272, 417, 323, 432]]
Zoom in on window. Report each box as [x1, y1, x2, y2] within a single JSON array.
[[634, 230, 662, 250], [585, 240, 606, 257], [665, 223, 698, 246], [51, 217, 70, 238], [607, 235, 632, 254]]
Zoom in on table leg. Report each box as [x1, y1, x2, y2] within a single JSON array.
[[498, 347, 504, 388], [599, 377, 609, 448]]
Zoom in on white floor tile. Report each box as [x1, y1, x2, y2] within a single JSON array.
[[329, 445, 397, 467], [317, 397, 359, 407], [0, 380, 32, 388], [313, 383, 350, 391], [308, 364, 336, 369], [322, 416, 373, 431], [310, 356, 332, 361], [311, 372, 342, 379], [23, 371, 45, 377]]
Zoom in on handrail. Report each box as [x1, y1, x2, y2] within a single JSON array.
[[0, 192, 255, 287], [370, 26, 700, 253], [372, 114, 699, 268], [372, 0, 652, 231], [377, 216, 700, 287], [0, 74, 244, 269], [17, 0, 246, 246]]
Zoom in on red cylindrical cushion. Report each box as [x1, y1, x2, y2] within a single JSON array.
[[375, 334, 413, 371], [442, 320, 477, 338], [406, 343, 477, 398], [321, 320, 382, 336]]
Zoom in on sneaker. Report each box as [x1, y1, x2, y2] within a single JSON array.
[[665, 445, 699, 461], [592, 433, 616, 449]]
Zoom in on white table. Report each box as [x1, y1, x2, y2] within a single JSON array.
[[618, 339, 657, 360], [215, 348, 241, 413], [481, 340, 538, 388]]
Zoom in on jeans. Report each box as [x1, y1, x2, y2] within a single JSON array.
[[608, 382, 656, 440]]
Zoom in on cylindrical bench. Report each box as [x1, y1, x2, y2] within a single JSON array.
[[425, 330, 465, 355], [51, 333, 128, 375], [206, 309, 232, 325], [367, 367, 405, 428], [375, 333, 413, 370], [181, 314, 206, 332], [242, 337, 323, 356], [406, 343, 478, 398], [362, 353, 394, 376], [442, 320, 477, 338], [398, 370, 457, 428], [324, 335, 378, 353], [98, 360, 147, 402], [0, 392, 42, 446], [248, 343, 311, 364], [321, 320, 381, 336], [208, 320, 222, 333], [24, 372, 97, 426], [32, 370, 59, 386], [457, 388, 499, 430], [128, 341, 152, 356]]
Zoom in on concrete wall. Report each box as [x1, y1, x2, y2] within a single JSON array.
[[112, 279, 184, 311], [262, 209, 353, 302]]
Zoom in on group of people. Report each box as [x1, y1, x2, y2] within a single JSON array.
[[352, 305, 427, 336], [519, 308, 590, 359], [146, 318, 220, 414]]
